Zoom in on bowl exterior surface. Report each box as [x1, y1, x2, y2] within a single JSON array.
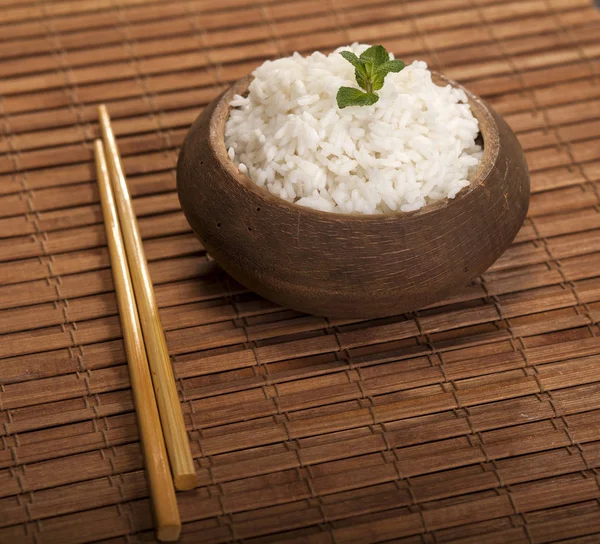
[[177, 77, 530, 318]]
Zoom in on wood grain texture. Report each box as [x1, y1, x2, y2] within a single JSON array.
[[1, 0, 600, 542], [177, 74, 530, 318]]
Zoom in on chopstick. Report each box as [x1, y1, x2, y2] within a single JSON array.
[[98, 105, 196, 491], [94, 140, 181, 542]]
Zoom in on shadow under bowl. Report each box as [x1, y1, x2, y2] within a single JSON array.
[[176, 73, 530, 319]]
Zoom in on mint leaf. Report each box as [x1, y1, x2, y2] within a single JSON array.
[[371, 60, 405, 90], [337, 46, 404, 108], [355, 68, 369, 91], [340, 51, 363, 71], [376, 59, 405, 77], [340, 51, 369, 91], [360, 45, 389, 68], [370, 71, 385, 91], [336, 87, 379, 109]]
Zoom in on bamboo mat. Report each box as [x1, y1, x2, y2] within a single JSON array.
[[2, 0, 600, 542]]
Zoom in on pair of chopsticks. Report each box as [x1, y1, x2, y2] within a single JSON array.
[[95, 106, 196, 542]]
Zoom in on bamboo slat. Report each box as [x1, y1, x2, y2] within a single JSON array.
[[2, 0, 600, 543]]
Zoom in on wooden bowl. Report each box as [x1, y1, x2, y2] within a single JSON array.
[[177, 74, 529, 319]]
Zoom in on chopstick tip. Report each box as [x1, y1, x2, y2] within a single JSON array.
[[156, 523, 181, 542], [174, 472, 197, 491]]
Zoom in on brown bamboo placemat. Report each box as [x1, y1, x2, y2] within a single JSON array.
[[2, 1, 600, 542]]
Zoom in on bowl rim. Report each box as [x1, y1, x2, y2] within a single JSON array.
[[209, 70, 500, 221]]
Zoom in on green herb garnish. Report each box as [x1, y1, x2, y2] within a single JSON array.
[[336, 45, 405, 109]]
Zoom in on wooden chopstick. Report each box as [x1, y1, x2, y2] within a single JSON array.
[[98, 105, 196, 491], [94, 140, 181, 542]]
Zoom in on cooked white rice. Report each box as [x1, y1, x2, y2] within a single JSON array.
[[225, 43, 482, 214]]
